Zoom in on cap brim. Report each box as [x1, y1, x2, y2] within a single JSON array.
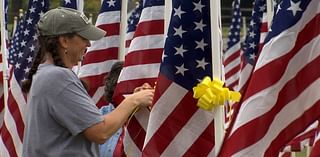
[[78, 25, 106, 41]]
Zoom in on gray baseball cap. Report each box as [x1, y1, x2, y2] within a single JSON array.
[[38, 7, 106, 41]]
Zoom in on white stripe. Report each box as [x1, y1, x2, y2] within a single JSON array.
[[124, 128, 142, 156], [11, 75, 26, 123], [144, 82, 188, 146], [125, 32, 135, 42], [161, 109, 214, 157], [134, 107, 150, 131], [237, 64, 253, 91], [234, 79, 320, 156], [128, 35, 164, 54], [255, 0, 320, 70], [92, 86, 104, 104], [0, 137, 10, 157], [95, 11, 120, 26], [87, 36, 120, 52], [224, 56, 241, 74], [118, 63, 160, 82], [139, 6, 164, 23], [79, 59, 118, 78], [232, 36, 320, 135], [224, 43, 240, 59]]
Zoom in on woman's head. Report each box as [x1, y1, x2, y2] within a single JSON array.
[[21, 7, 106, 93]]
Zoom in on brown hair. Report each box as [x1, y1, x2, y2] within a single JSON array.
[[104, 61, 124, 103], [21, 32, 75, 93]]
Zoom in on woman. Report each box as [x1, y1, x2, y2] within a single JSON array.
[[21, 7, 154, 157]]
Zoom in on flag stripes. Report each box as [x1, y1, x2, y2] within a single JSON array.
[[219, 0, 320, 156]]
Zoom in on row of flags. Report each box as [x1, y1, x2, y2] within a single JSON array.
[[0, 0, 319, 156]]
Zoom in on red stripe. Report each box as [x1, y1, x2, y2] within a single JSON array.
[[260, 22, 268, 33], [98, 23, 120, 36], [182, 124, 214, 157], [125, 40, 132, 48], [225, 64, 240, 79], [134, 20, 164, 37], [310, 137, 320, 157], [219, 51, 320, 156], [223, 49, 241, 65], [81, 73, 107, 96], [126, 116, 147, 150], [83, 48, 118, 65], [244, 14, 320, 100], [124, 49, 163, 66], [1, 123, 18, 157], [7, 91, 24, 141], [227, 79, 239, 90]]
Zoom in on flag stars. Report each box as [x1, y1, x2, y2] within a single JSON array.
[[27, 18, 33, 24], [249, 42, 256, 49], [173, 26, 186, 38], [194, 20, 206, 32], [15, 63, 21, 69], [21, 40, 27, 47], [27, 56, 33, 63], [249, 31, 256, 38], [193, 1, 205, 12], [29, 6, 35, 13], [24, 29, 30, 36], [195, 39, 208, 51], [107, 0, 116, 7], [259, 5, 266, 12], [196, 58, 208, 70], [287, 0, 302, 16], [18, 52, 23, 58], [64, 0, 71, 4], [29, 45, 35, 52], [249, 53, 256, 60], [175, 64, 188, 76], [174, 6, 185, 19], [174, 45, 187, 57], [24, 67, 31, 74]]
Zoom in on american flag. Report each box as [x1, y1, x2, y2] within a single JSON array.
[[60, 0, 83, 11], [79, 0, 120, 108], [142, 0, 215, 156], [113, 0, 164, 155], [218, 0, 320, 156], [223, 0, 242, 91], [125, 0, 143, 53], [0, 0, 49, 157]]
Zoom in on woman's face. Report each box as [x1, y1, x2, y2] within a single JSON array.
[[64, 35, 90, 66]]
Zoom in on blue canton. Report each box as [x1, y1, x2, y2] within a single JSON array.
[[161, 0, 212, 90], [225, 0, 242, 51], [8, 0, 49, 85]]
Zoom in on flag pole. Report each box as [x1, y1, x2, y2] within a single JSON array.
[[164, 0, 171, 36], [266, 0, 274, 28], [0, 0, 9, 119], [119, 0, 128, 60], [210, 0, 224, 155]]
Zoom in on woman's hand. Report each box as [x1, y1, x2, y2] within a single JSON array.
[[130, 89, 154, 108], [133, 83, 153, 93]]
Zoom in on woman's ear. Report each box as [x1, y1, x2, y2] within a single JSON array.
[[58, 36, 69, 49]]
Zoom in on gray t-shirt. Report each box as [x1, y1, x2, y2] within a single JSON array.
[[22, 64, 103, 157]]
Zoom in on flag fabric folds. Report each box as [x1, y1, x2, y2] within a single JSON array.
[[223, 0, 242, 91], [79, 0, 120, 108], [113, 0, 165, 156], [142, 0, 215, 156], [0, 0, 49, 157], [219, 0, 320, 156]]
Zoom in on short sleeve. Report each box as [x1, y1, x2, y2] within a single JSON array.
[[49, 81, 103, 136]]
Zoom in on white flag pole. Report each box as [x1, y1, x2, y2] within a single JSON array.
[[266, 0, 274, 28], [0, 0, 9, 120], [210, 0, 224, 155], [164, 0, 172, 36], [119, 0, 128, 60], [77, 0, 84, 12]]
